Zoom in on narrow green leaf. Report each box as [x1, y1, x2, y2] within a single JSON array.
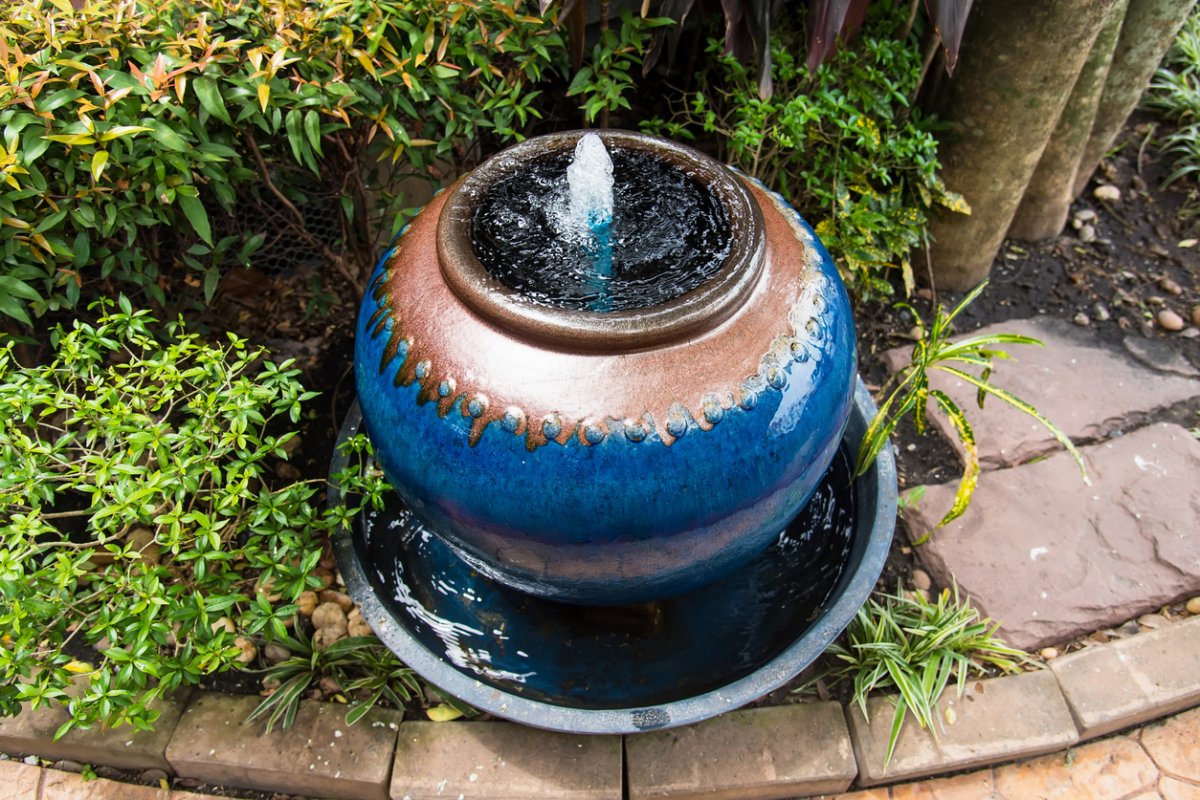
[[194, 77, 232, 124], [177, 195, 212, 245], [91, 150, 109, 183], [303, 110, 323, 156]]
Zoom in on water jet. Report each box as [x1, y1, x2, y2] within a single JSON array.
[[335, 130, 896, 733]]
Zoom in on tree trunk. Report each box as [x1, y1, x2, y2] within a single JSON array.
[[1008, 0, 1128, 240], [923, 0, 1119, 291], [1073, 0, 1198, 199]]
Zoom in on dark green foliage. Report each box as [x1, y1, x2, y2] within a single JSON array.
[[645, 7, 967, 300], [0, 0, 566, 326], [0, 299, 390, 735]]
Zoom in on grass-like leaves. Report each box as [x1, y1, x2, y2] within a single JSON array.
[[813, 585, 1030, 767], [249, 628, 424, 733], [855, 281, 1085, 539]]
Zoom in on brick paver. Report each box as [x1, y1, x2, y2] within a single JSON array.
[[992, 736, 1158, 799], [1052, 618, 1200, 738], [390, 720, 621, 800], [889, 770, 996, 799], [0, 690, 191, 772], [1140, 707, 1200, 783], [626, 703, 857, 800], [40, 768, 167, 799], [165, 692, 400, 800], [1159, 776, 1200, 799], [0, 759, 42, 800], [847, 671, 1077, 787]]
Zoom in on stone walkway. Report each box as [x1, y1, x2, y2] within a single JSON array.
[[2, 315, 1198, 800]]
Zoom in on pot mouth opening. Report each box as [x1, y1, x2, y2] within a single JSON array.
[[437, 130, 764, 353]]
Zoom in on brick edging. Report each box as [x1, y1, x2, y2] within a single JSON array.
[[2, 615, 1197, 799]]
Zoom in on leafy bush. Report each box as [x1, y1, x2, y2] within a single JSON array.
[[1146, 6, 1200, 219], [0, 0, 565, 326], [566, 9, 672, 125], [644, 7, 967, 300], [0, 299, 389, 735], [809, 584, 1028, 766]]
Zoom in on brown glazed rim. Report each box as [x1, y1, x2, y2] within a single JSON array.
[[436, 130, 765, 353]]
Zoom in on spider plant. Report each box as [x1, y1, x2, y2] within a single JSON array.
[[813, 584, 1029, 767]]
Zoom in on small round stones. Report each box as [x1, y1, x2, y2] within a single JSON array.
[[624, 419, 648, 443], [542, 414, 562, 440], [437, 377, 456, 398], [583, 424, 606, 444], [766, 366, 786, 389], [414, 360, 431, 380]]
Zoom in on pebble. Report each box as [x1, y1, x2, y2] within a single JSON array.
[[347, 607, 374, 638], [140, 768, 169, 784], [1093, 303, 1111, 322], [1182, 328, 1200, 339], [944, 707, 957, 725], [1192, 305, 1200, 327], [311, 602, 347, 630], [1039, 647, 1059, 660], [297, 590, 319, 616], [233, 636, 257, 664], [1138, 613, 1166, 630], [23, 755, 38, 766], [1073, 312, 1090, 327], [1078, 224, 1097, 243], [1074, 208, 1097, 223], [319, 589, 354, 612], [52, 760, 84, 773], [1187, 596, 1200, 615], [263, 643, 291, 663], [1093, 184, 1121, 202], [1157, 309, 1185, 331], [1158, 276, 1183, 295], [910, 569, 933, 591]]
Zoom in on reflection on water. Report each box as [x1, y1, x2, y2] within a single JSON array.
[[357, 448, 855, 709]]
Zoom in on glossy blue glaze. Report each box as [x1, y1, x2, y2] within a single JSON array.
[[354, 183, 857, 605]]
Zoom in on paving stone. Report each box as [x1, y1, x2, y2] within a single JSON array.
[[165, 692, 400, 800], [880, 317, 1199, 469], [168, 792, 257, 800], [0, 758, 42, 800], [40, 768, 167, 799], [1051, 618, 1200, 738], [1160, 776, 1200, 800], [626, 703, 856, 800], [391, 720, 620, 800], [905, 424, 1200, 651], [991, 736, 1158, 799], [847, 671, 1077, 787], [1141, 707, 1200, 783], [0, 688, 191, 772], [889, 769, 996, 800], [814, 790, 889, 800]]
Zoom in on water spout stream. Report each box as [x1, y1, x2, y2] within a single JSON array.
[[562, 133, 614, 308]]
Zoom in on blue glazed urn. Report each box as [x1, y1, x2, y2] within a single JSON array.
[[355, 130, 856, 605]]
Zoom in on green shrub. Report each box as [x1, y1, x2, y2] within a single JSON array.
[[0, 0, 565, 326], [0, 299, 389, 735], [1146, 5, 1200, 219], [644, 7, 966, 300]]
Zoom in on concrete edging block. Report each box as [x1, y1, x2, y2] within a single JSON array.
[[846, 670, 1078, 787], [164, 692, 401, 800], [391, 720, 622, 800], [1050, 616, 1200, 740], [0, 688, 191, 773], [626, 702, 857, 800]]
